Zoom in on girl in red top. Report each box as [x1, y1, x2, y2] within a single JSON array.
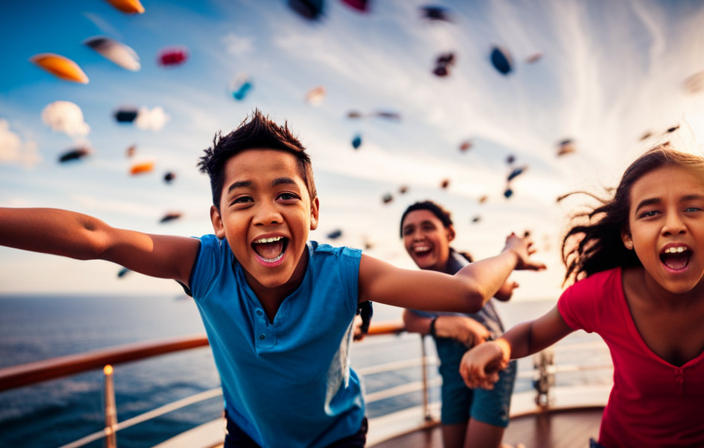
[[460, 144, 704, 448]]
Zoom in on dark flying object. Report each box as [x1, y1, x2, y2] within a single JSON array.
[[373, 111, 401, 121], [472, 216, 481, 223], [525, 52, 542, 64], [117, 267, 130, 278], [164, 172, 176, 183], [433, 52, 455, 77], [440, 179, 450, 189], [667, 125, 679, 133], [478, 195, 488, 204], [399, 185, 409, 194], [114, 108, 139, 123], [30, 54, 89, 84], [351, 134, 362, 149], [507, 166, 526, 182], [327, 229, 343, 239], [59, 147, 91, 163], [347, 110, 363, 119], [459, 140, 472, 152], [288, 0, 324, 20], [230, 74, 253, 101], [160, 212, 182, 223], [382, 193, 393, 204], [126, 144, 136, 157], [420, 5, 453, 22], [158, 47, 188, 67], [506, 154, 515, 165], [557, 139, 576, 156], [341, 0, 369, 12], [490, 46, 513, 75], [503, 188, 513, 198], [84, 36, 140, 71]]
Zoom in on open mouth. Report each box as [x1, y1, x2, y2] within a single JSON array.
[[412, 245, 432, 257], [660, 246, 692, 271], [252, 236, 289, 264]]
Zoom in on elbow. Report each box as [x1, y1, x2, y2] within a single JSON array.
[[462, 279, 487, 313]]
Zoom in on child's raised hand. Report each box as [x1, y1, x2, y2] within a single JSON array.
[[459, 340, 508, 389], [503, 232, 546, 271]]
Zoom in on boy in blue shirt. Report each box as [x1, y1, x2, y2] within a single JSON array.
[[0, 110, 544, 448]]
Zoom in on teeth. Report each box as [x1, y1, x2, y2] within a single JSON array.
[[254, 236, 283, 244], [664, 246, 687, 254], [414, 245, 430, 252]]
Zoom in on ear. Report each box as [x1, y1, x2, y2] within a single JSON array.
[[310, 197, 320, 231], [210, 205, 226, 239], [446, 225, 456, 242], [621, 229, 633, 250]]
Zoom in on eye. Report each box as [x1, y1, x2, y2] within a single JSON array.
[[277, 192, 300, 201], [230, 196, 253, 206], [637, 209, 659, 219], [402, 226, 414, 236], [685, 206, 703, 213]]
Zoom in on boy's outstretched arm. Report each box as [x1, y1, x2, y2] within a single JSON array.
[[358, 233, 545, 313], [459, 306, 573, 389], [0, 208, 199, 285]]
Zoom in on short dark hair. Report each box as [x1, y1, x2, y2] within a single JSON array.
[[561, 143, 704, 285], [198, 110, 317, 209], [399, 200, 453, 238]]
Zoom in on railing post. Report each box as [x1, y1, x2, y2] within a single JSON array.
[[103, 365, 117, 448], [533, 349, 555, 409], [420, 335, 431, 421]]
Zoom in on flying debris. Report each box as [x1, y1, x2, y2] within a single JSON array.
[[114, 108, 139, 123], [507, 166, 527, 182], [667, 125, 680, 133], [347, 110, 363, 119], [684, 71, 704, 94], [130, 160, 155, 175], [372, 110, 401, 121], [490, 46, 513, 75], [158, 47, 189, 67], [160, 212, 182, 223], [84, 36, 140, 71], [433, 52, 455, 77], [382, 193, 393, 204], [420, 5, 453, 22], [471, 216, 481, 223], [117, 267, 130, 278], [557, 139, 576, 156], [288, 0, 324, 20], [58, 147, 91, 163], [126, 144, 136, 157], [503, 188, 513, 199], [506, 154, 515, 165], [341, 0, 369, 12], [327, 229, 343, 239], [351, 134, 362, 149], [525, 52, 543, 64], [363, 238, 374, 250], [305, 86, 326, 105], [478, 195, 488, 204], [105, 0, 145, 14], [229, 74, 253, 101], [399, 185, 409, 194], [440, 179, 450, 189], [459, 140, 472, 152], [164, 172, 176, 183], [640, 131, 652, 141], [30, 54, 89, 84]]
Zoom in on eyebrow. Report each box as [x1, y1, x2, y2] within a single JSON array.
[[226, 177, 298, 194], [635, 194, 704, 213]]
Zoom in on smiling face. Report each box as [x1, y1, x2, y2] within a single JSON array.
[[622, 165, 704, 295], [401, 209, 454, 272], [210, 148, 319, 295]]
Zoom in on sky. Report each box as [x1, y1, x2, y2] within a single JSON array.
[[2, 0, 704, 300]]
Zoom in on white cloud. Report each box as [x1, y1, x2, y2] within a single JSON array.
[[41, 101, 90, 137], [0, 119, 41, 167], [222, 32, 255, 56], [135, 106, 170, 131]]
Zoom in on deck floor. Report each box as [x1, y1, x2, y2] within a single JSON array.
[[373, 407, 603, 448]]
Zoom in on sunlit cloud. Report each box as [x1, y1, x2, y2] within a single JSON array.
[[41, 101, 90, 137], [222, 32, 255, 55], [134, 106, 170, 131], [0, 119, 41, 167]]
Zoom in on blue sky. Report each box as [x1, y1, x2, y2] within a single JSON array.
[[2, 0, 704, 299]]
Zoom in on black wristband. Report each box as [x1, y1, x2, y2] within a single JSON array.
[[429, 317, 438, 337]]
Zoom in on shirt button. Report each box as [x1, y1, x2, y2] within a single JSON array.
[[256, 309, 263, 316], [259, 334, 266, 340]]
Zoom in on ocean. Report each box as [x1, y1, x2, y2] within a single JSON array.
[[0, 295, 610, 448]]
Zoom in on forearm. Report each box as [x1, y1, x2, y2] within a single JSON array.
[[455, 250, 519, 309], [0, 208, 109, 260], [402, 310, 433, 335]]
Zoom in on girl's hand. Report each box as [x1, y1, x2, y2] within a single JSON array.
[[503, 233, 545, 271], [434, 316, 490, 348], [459, 340, 509, 389]]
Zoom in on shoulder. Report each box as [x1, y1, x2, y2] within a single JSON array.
[[558, 267, 621, 332], [309, 241, 362, 263]]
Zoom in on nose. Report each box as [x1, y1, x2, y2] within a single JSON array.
[[662, 210, 686, 236], [253, 201, 283, 226]]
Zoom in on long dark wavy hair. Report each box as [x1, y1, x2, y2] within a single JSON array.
[[561, 143, 704, 285]]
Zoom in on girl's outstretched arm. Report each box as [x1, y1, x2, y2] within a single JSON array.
[[358, 233, 545, 313], [0, 207, 199, 285], [459, 306, 573, 389], [403, 310, 490, 348]]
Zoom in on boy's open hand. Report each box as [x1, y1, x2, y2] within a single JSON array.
[[503, 233, 546, 271], [459, 340, 508, 390], [434, 316, 490, 348]]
